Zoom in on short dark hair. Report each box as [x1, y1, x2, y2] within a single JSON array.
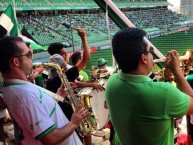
[[71, 52, 81, 65], [112, 27, 147, 73], [25, 42, 31, 48], [0, 36, 24, 73], [48, 42, 68, 55]]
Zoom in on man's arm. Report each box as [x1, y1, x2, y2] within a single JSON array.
[[76, 28, 90, 71], [39, 85, 88, 145], [28, 65, 45, 81], [166, 50, 193, 115], [75, 80, 104, 92], [40, 106, 88, 145]]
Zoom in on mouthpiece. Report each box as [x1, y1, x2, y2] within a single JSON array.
[[153, 59, 166, 63]]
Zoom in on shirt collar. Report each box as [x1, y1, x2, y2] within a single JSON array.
[[3, 79, 28, 87], [117, 70, 153, 83]]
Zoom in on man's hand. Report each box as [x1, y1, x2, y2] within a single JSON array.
[[69, 106, 89, 129], [92, 83, 104, 92], [70, 82, 77, 89], [56, 84, 67, 98], [28, 65, 45, 81], [165, 50, 181, 75], [34, 65, 45, 74], [56, 82, 77, 98], [77, 28, 86, 39]]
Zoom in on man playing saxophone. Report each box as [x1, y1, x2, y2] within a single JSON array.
[[0, 36, 89, 145]]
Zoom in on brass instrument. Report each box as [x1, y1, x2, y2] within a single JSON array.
[[33, 62, 98, 137], [153, 50, 193, 81], [153, 50, 193, 63]]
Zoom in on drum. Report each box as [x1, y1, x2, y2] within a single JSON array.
[[78, 79, 109, 130]]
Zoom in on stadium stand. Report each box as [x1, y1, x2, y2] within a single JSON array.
[[15, 6, 192, 48], [151, 29, 193, 56], [18, 16, 70, 46], [124, 8, 190, 30], [0, 0, 168, 10]]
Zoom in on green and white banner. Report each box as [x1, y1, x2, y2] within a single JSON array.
[[0, 4, 18, 36]]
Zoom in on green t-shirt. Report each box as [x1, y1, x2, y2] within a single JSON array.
[[79, 70, 89, 82], [35, 74, 44, 87], [105, 70, 190, 145]]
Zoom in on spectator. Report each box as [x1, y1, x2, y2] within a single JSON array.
[[71, 51, 89, 82], [92, 58, 109, 80]]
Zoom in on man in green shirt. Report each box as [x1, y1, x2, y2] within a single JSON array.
[[105, 27, 193, 145]]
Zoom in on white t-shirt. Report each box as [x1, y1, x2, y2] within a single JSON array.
[[3, 80, 82, 145]]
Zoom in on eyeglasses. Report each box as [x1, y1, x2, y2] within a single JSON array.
[[14, 51, 33, 59], [143, 47, 154, 55]]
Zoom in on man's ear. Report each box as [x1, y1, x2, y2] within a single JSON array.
[[11, 58, 20, 67], [140, 54, 148, 64]]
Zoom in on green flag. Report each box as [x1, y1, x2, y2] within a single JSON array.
[[0, 4, 19, 36]]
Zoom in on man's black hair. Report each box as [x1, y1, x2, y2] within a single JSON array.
[[112, 27, 147, 73], [0, 36, 24, 73], [71, 52, 81, 65], [25, 42, 31, 48], [48, 42, 68, 55]]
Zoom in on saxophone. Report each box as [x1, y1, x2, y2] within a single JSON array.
[[33, 62, 98, 137]]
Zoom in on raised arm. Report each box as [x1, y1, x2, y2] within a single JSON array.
[[76, 28, 90, 71], [166, 50, 193, 115]]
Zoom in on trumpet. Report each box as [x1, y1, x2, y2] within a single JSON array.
[[153, 58, 166, 63], [153, 50, 193, 82], [153, 50, 193, 63]]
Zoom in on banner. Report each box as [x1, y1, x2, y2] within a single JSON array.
[[0, 4, 19, 37]]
